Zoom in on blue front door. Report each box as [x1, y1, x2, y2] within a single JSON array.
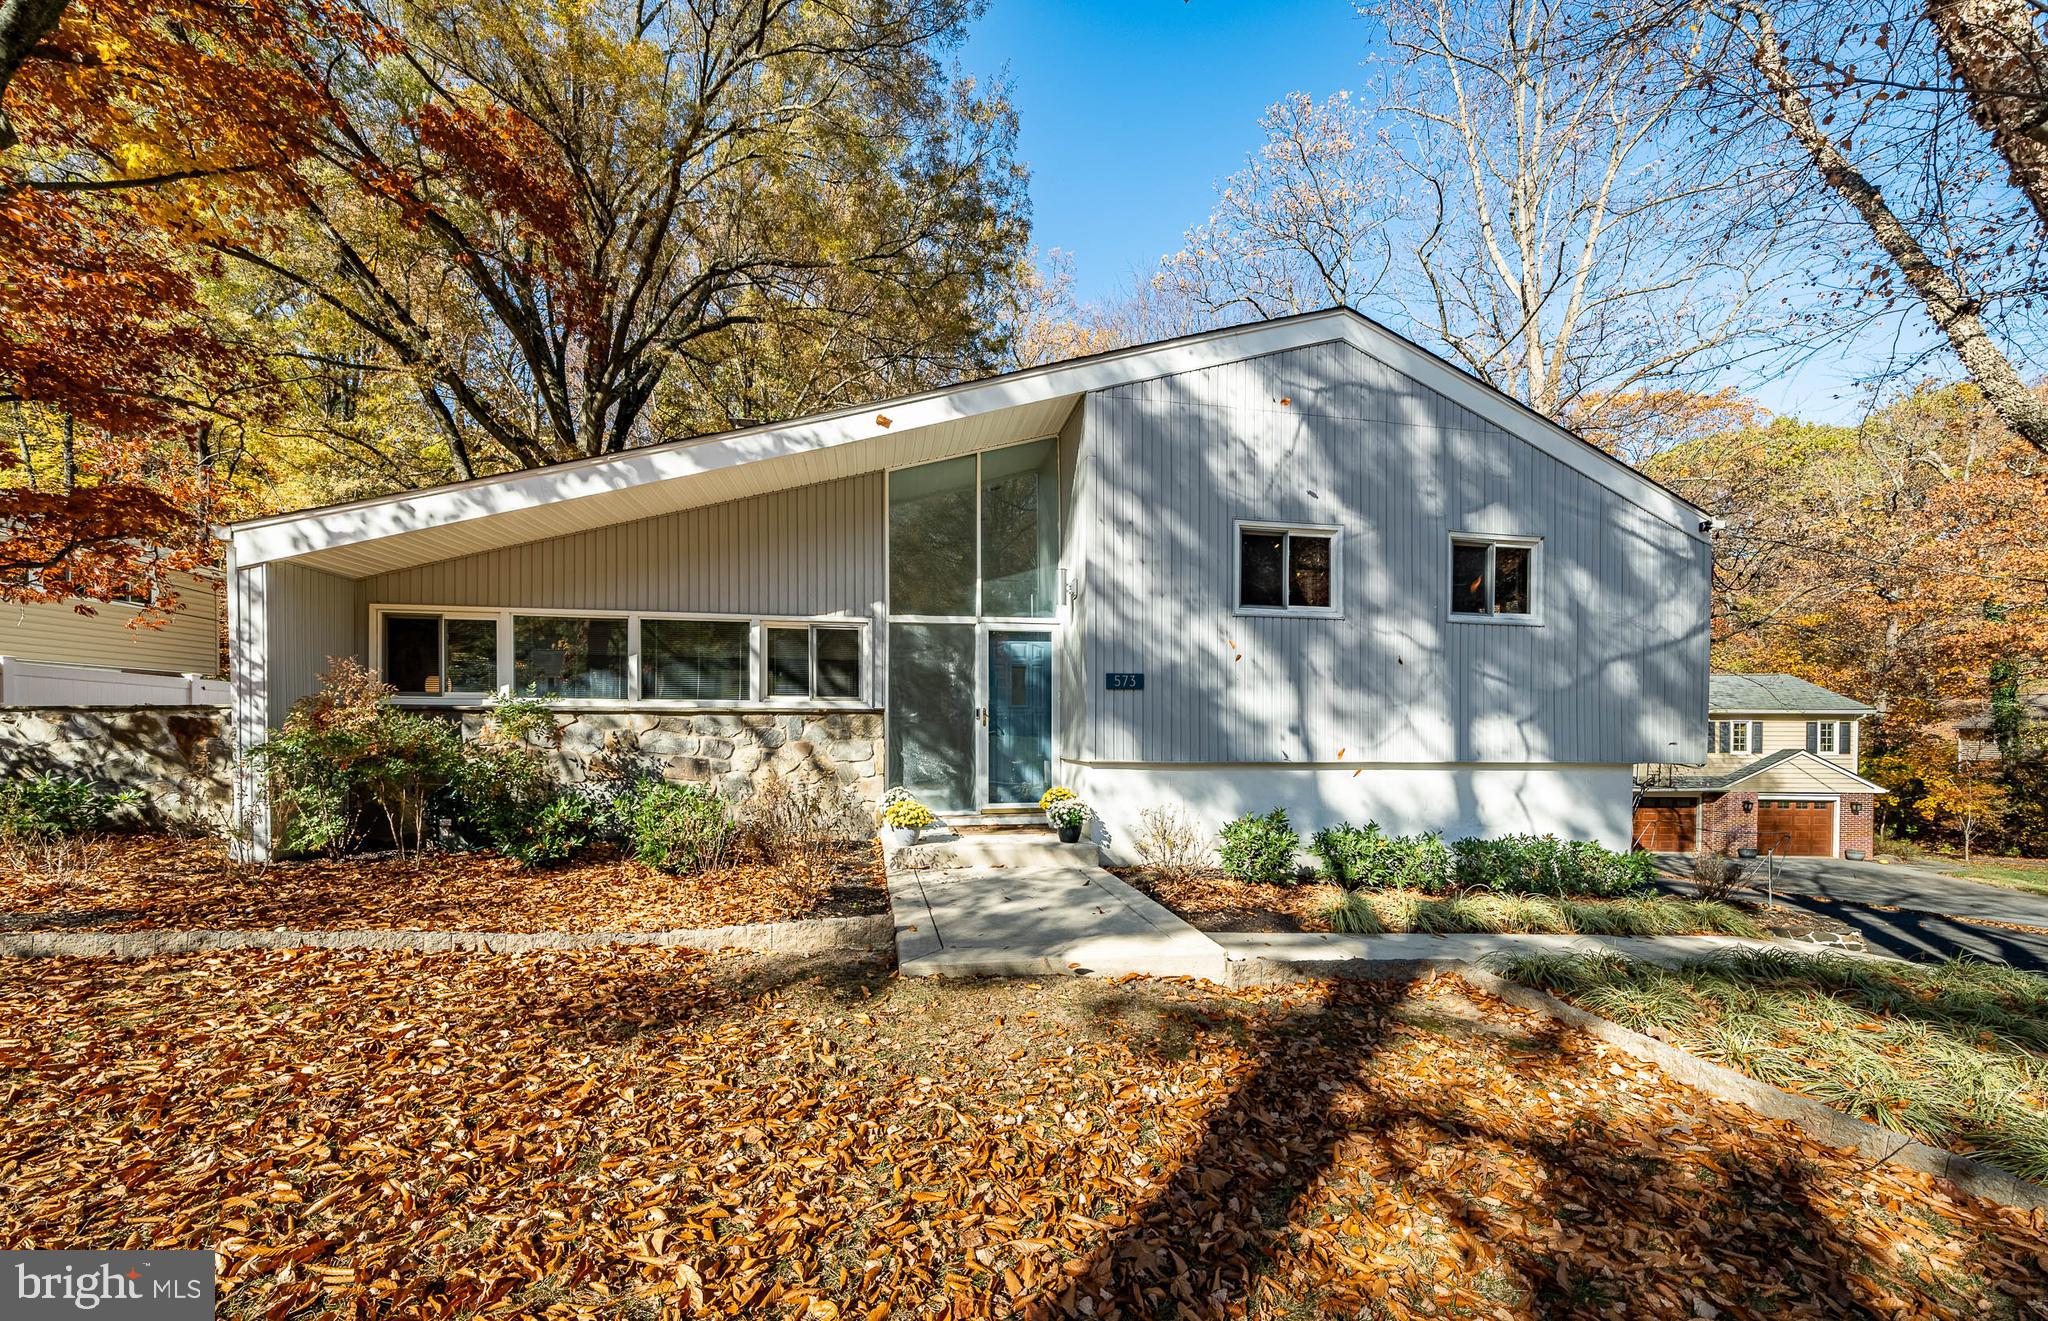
[[986, 631, 1052, 805]]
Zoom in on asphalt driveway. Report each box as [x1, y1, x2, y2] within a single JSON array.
[[1656, 853, 2048, 972]]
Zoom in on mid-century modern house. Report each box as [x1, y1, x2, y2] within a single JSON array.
[[1633, 673, 1883, 858], [220, 307, 1713, 861]]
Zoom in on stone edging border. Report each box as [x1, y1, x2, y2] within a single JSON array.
[[1227, 953, 2048, 1216], [0, 914, 893, 961]]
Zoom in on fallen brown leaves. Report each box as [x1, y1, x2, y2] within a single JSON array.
[[3, 950, 2044, 1318], [1115, 869, 1336, 933], [0, 836, 888, 933]]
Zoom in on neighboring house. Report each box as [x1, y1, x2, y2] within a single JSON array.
[[2, 569, 224, 677], [1633, 673, 1884, 858], [219, 307, 1712, 861]]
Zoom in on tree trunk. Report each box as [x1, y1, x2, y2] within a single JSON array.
[[1736, 0, 2048, 457], [0, 0, 70, 152], [1927, 0, 2048, 233]]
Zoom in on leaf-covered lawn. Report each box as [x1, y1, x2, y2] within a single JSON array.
[[1935, 857, 2048, 900], [0, 836, 887, 933], [5, 950, 2046, 1318]]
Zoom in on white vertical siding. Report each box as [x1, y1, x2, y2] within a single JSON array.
[[1073, 340, 1709, 767]]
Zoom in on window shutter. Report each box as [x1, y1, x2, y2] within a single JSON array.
[[1717, 722, 1730, 753], [1751, 721, 1763, 754], [1837, 721, 1852, 757], [1805, 722, 1818, 753]]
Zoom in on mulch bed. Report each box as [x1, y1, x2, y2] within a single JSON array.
[[4, 948, 2045, 1318], [0, 836, 888, 933], [1113, 867, 1337, 932]]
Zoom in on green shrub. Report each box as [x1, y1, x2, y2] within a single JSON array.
[[0, 773, 140, 839], [1450, 833, 1653, 897], [1308, 822, 1457, 891], [1310, 822, 1384, 886], [627, 782, 737, 874], [503, 791, 599, 866], [1218, 808, 1301, 886]]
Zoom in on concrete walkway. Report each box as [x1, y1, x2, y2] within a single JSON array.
[[887, 833, 1864, 983], [888, 833, 1229, 980]]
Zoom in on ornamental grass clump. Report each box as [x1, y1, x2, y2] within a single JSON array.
[[1485, 948, 2048, 1185]]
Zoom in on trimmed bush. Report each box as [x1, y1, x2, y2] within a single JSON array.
[[1218, 808, 1301, 886], [0, 774, 139, 840], [1310, 822, 1456, 891], [628, 782, 737, 874], [1450, 833, 1653, 898]]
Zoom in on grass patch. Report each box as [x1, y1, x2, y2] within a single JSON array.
[[1325, 890, 1763, 938], [1935, 858, 2048, 898], [1486, 948, 2048, 1184]]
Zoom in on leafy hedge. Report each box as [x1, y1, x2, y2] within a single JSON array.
[[1301, 820, 1651, 897], [1218, 808, 1301, 885]]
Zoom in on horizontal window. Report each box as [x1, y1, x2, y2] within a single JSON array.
[[1449, 536, 1538, 621], [514, 615, 627, 701], [642, 618, 749, 702], [1236, 523, 1339, 616], [371, 608, 865, 706]]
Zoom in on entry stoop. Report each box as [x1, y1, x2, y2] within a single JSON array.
[[884, 829, 1231, 983], [885, 827, 1099, 872]]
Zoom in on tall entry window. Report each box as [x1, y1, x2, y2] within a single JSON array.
[[886, 438, 1061, 812]]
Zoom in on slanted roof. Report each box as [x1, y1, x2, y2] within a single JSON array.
[[1709, 673, 1873, 716], [1663, 748, 1887, 794], [224, 306, 1710, 579]]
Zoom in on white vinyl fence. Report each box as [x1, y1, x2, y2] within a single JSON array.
[[0, 656, 229, 707]]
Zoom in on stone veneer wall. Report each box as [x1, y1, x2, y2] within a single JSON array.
[[0, 706, 233, 828], [459, 708, 886, 805]]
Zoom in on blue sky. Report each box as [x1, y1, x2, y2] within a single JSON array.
[[958, 0, 1894, 424]]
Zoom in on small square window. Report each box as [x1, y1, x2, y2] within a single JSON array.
[[1449, 536, 1540, 621], [1236, 524, 1339, 615], [766, 624, 864, 701]]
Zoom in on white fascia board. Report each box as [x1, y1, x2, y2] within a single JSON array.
[[228, 316, 1349, 568], [1332, 318, 1710, 544], [1719, 751, 1888, 794]]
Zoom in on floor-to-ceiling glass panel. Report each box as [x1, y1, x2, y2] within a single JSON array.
[[987, 631, 1053, 804], [979, 438, 1059, 618], [887, 622, 976, 811], [889, 455, 978, 617]]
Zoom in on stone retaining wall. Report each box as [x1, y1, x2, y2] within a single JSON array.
[[0, 706, 231, 829], [461, 708, 886, 806]]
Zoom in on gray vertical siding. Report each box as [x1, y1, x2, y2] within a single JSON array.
[[1076, 339, 1709, 766], [266, 562, 356, 728], [1054, 404, 1089, 757], [352, 472, 886, 642]]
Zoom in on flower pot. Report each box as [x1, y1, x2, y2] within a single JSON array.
[[1844, 849, 1865, 861], [1056, 823, 1081, 844], [1737, 847, 1758, 859], [882, 825, 919, 849]]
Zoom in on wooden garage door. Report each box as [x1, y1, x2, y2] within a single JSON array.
[[1757, 799, 1835, 856], [1632, 799, 1697, 852]]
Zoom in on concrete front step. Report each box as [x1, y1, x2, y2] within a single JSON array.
[[888, 830, 1099, 872]]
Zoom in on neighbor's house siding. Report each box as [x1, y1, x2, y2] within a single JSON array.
[[2, 571, 222, 676], [1704, 715, 1860, 775], [1067, 340, 1710, 768]]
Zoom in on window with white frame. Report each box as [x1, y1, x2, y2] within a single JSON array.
[[1449, 535, 1538, 619], [372, 608, 864, 705], [1235, 523, 1338, 615], [383, 612, 498, 696], [765, 624, 863, 700]]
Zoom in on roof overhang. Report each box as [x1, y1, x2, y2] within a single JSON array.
[[1711, 707, 1875, 718], [225, 307, 1711, 579]]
